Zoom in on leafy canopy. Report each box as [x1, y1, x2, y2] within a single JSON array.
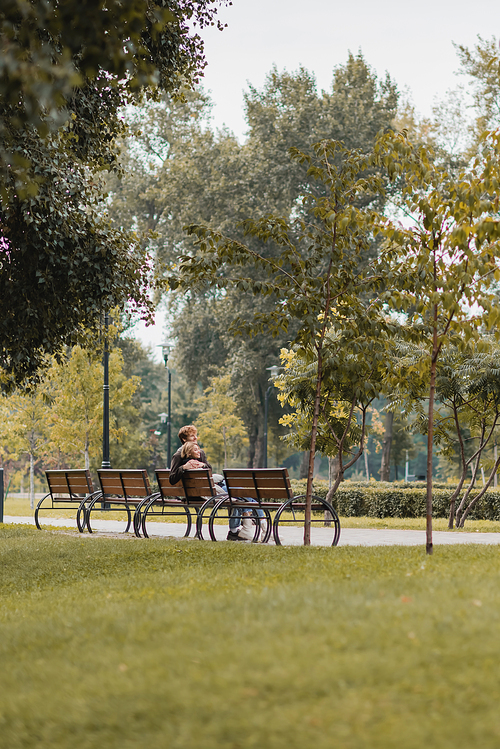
[[0, 0, 230, 386]]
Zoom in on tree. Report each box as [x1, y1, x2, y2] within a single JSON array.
[[375, 129, 500, 552], [1, 0, 229, 193], [168, 140, 391, 544], [109, 56, 398, 464], [275, 324, 387, 500], [0, 0, 229, 385], [46, 345, 140, 470], [446, 346, 500, 527], [455, 35, 500, 135], [392, 339, 500, 526], [243, 56, 397, 217], [194, 374, 248, 470], [0, 388, 50, 509]]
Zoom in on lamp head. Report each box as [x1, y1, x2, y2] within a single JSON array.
[[267, 365, 281, 379], [157, 341, 174, 367]]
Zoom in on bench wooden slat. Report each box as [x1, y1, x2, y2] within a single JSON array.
[[155, 470, 185, 499], [223, 468, 293, 502], [182, 468, 217, 498], [98, 469, 152, 499], [224, 477, 256, 487], [46, 470, 94, 499], [248, 488, 291, 499]]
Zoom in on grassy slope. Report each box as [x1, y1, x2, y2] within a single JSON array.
[[1, 525, 500, 748]]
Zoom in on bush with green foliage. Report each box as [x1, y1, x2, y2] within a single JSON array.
[[290, 479, 500, 521]]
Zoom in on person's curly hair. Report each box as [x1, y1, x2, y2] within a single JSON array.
[[178, 424, 197, 443]]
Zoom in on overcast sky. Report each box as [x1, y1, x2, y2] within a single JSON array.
[[132, 0, 498, 352], [199, 0, 497, 138]]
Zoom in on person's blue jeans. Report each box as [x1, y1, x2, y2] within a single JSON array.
[[228, 498, 265, 530], [215, 480, 265, 531]]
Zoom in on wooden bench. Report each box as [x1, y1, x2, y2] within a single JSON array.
[[205, 468, 341, 545], [140, 468, 220, 540], [35, 470, 99, 532], [37, 467, 341, 546], [85, 469, 158, 534]]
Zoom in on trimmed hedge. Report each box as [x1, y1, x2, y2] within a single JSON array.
[[289, 479, 500, 521]]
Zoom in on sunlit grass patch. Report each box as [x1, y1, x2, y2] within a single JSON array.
[[2, 496, 39, 516], [339, 516, 500, 532], [2, 525, 500, 748]]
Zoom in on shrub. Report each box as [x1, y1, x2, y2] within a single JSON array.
[[289, 479, 500, 520]]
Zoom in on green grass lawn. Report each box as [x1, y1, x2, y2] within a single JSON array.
[[2, 525, 500, 748]]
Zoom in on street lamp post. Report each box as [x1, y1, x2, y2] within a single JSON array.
[[158, 342, 174, 467], [263, 365, 281, 468], [157, 412, 169, 467], [101, 311, 111, 469]]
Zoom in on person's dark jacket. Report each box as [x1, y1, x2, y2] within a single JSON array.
[[169, 446, 212, 485]]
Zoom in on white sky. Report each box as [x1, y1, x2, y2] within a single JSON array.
[[199, 0, 498, 138], [130, 0, 499, 354]]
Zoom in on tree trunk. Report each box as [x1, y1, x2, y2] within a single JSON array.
[[379, 411, 394, 482], [426, 304, 438, 556], [495, 441, 498, 489], [364, 449, 370, 482], [298, 450, 309, 479], [458, 454, 500, 527], [449, 414, 490, 528], [329, 456, 339, 487], [247, 428, 257, 468], [29, 452, 35, 511], [456, 455, 482, 527], [324, 456, 339, 526], [254, 433, 266, 468], [304, 362, 323, 546]]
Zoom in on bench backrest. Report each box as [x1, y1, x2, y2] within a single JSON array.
[[223, 468, 293, 502], [97, 469, 152, 502], [155, 469, 185, 499], [181, 468, 217, 499], [46, 469, 94, 499]]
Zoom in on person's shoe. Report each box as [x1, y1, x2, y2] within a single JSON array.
[[227, 529, 245, 541], [258, 523, 268, 543]]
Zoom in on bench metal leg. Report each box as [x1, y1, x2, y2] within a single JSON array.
[[34, 493, 51, 530], [76, 491, 101, 533], [273, 496, 341, 546], [208, 498, 234, 541], [195, 497, 218, 540], [133, 494, 160, 538], [76, 499, 88, 533], [141, 498, 192, 539], [259, 509, 273, 543], [86, 496, 132, 534]]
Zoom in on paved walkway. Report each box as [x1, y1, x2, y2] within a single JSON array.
[[5, 515, 500, 546]]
